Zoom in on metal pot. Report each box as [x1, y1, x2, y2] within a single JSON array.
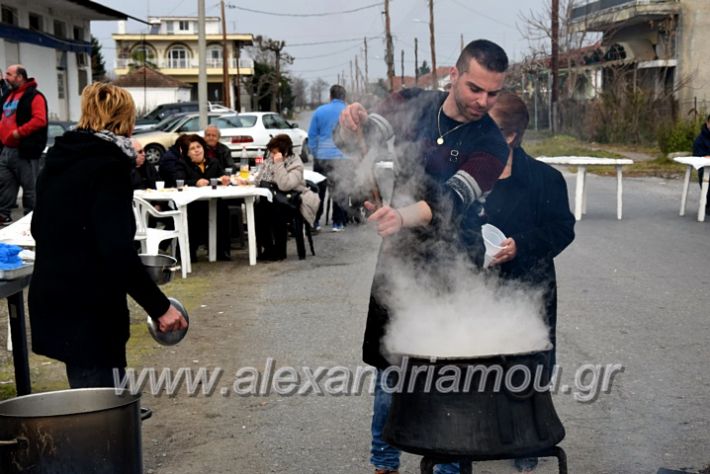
[[383, 350, 565, 459], [0, 388, 151, 473], [139, 254, 179, 286], [146, 297, 189, 346]]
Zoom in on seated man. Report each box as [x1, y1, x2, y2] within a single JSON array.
[[204, 125, 234, 171], [130, 139, 159, 190], [693, 114, 710, 208]]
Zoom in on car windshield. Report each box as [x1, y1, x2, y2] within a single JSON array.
[[213, 115, 244, 128], [238, 115, 257, 127], [155, 114, 186, 131]]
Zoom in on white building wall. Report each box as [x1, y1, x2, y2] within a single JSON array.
[[126, 88, 191, 115]]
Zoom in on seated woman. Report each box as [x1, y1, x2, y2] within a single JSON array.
[[175, 134, 232, 261], [243, 134, 319, 261]]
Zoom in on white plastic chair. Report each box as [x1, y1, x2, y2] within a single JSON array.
[[133, 196, 190, 278]]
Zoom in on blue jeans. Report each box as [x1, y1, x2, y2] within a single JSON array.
[[371, 370, 401, 470]]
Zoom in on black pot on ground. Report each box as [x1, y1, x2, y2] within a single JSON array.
[[383, 349, 565, 459]]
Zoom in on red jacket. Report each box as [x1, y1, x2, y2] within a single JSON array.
[[0, 79, 48, 148]]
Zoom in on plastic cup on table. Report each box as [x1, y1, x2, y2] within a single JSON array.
[[225, 167, 233, 176], [176, 179, 185, 191], [210, 178, 218, 189], [155, 181, 165, 191], [481, 223, 506, 268]]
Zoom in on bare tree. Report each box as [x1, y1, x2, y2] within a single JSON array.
[[292, 77, 308, 110], [309, 78, 328, 107]]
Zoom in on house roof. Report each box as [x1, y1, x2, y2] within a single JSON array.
[[66, 0, 149, 25], [393, 66, 452, 90], [113, 67, 191, 89]]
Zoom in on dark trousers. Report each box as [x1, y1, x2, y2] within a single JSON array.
[[255, 198, 290, 259], [0, 147, 39, 217], [187, 200, 231, 259], [314, 158, 349, 226], [66, 364, 126, 389]]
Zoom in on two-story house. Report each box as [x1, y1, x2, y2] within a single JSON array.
[[0, 0, 128, 120], [113, 16, 254, 111], [571, 0, 710, 113]]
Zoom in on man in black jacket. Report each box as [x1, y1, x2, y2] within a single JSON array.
[[693, 115, 710, 208], [0, 65, 48, 224], [204, 125, 235, 171]]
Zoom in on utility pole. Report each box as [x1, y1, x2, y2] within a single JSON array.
[[429, 0, 437, 90], [363, 37, 369, 93], [350, 59, 354, 93], [460, 33, 464, 51], [414, 37, 419, 86], [220, 0, 230, 108], [551, 0, 559, 134], [355, 55, 360, 94], [198, 0, 207, 129], [400, 49, 404, 89], [384, 0, 394, 92]]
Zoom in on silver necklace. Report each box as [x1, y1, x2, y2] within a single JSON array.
[[436, 105, 468, 145]]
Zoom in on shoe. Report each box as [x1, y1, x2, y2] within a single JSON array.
[[374, 469, 399, 474], [331, 224, 344, 232], [313, 223, 322, 233], [514, 457, 538, 472], [0, 215, 11, 226]]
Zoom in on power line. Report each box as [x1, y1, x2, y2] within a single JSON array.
[[231, 2, 382, 18], [287, 35, 382, 47], [448, 0, 516, 29], [294, 44, 361, 60]]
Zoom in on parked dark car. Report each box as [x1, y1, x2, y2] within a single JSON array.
[[134, 102, 233, 131]]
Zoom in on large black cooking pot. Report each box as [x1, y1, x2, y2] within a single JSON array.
[[383, 349, 565, 458], [0, 388, 151, 473]]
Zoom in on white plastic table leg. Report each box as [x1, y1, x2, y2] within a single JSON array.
[[208, 199, 217, 262], [6, 317, 11, 351], [699, 166, 709, 222], [245, 196, 257, 266], [178, 204, 191, 276], [582, 167, 588, 215], [616, 165, 623, 220], [574, 166, 586, 221], [680, 165, 691, 216]]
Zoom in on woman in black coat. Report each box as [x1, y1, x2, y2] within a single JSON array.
[[485, 92, 575, 473], [29, 83, 187, 388], [175, 134, 232, 260]]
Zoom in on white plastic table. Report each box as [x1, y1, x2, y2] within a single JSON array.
[[0, 212, 34, 247], [672, 156, 710, 222], [536, 156, 634, 221], [136, 185, 272, 267]]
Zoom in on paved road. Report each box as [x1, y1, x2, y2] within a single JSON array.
[[139, 168, 710, 474]]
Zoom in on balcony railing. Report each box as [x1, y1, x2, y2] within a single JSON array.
[[571, 0, 677, 21], [115, 57, 255, 71]]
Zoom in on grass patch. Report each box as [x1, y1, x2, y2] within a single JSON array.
[[525, 135, 625, 159], [0, 273, 212, 401]]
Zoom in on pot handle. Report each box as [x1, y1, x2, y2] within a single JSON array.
[[0, 436, 28, 450], [169, 265, 181, 272], [141, 407, 153, 421]]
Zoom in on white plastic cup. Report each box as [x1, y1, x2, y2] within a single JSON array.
[[210, 178, 218, 189], [481, 223, 506, 268], [176, 179, 185, 191], [155, 181, 165, 191]]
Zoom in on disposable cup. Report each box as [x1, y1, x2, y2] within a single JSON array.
[[176, 179, 185, 191], [481, 223, 506, 268], [210, 178, 218, 189], [155, 181, 165, 191]]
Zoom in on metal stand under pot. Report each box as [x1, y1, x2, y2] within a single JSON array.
[[383, 350, 568, 474]]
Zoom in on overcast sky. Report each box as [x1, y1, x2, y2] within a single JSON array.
[[92, 0, 550, 85]]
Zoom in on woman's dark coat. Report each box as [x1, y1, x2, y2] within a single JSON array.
[[484, 147, 575, 361], [29, 131, 170, 368]]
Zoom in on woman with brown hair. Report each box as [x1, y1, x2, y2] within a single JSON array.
[[246, 134, 319, 260], [29, 83, 187, 388], [175, 134, 232, 260]]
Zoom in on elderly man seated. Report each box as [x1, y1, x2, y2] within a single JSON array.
[[204, 125, 234, 171]]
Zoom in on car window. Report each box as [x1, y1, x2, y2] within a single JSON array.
[[179, 104, 199, 113], [48, 124, 66, 139], [262, 114, 279, 129], [271, 114, 291, 129], [177, 117, 200, 132], [238, 115, 257, 127], [212, 116, 243, 128]]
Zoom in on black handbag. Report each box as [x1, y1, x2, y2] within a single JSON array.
[[261, 181, 301, 210]]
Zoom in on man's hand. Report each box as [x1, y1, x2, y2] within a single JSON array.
[[491, 237, 517, 266], [156, 304, 188, 333], [364, 201, 403, 237], [339, 103, 368, 132], [196, 178, 209, 187]]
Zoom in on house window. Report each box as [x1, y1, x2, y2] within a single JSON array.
[[29, 13, 42, 32], [54, 20, 67, 38], [77, 53, 88, 67], [78, 69, 88, 95], [130, 44, 157, 67], [178, 20, 189, 31], [73, 26, 84, 41], [1, 6, 17, 25], [207, 45, 222, 68], [167, 45, 190, 68], [166, 21, 174, 34], [57, 71, 66, 99]]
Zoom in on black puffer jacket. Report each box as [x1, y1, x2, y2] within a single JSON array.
[[29, 130, 170, 367], [693, 123, 710, 157]]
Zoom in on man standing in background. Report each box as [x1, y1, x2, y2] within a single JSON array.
[[308, 84, 349, 232], [0, 64, 48, 224]]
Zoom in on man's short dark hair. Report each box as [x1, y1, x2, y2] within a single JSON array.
[[456, 39, 509, 74], [330, 84, 346, 100], [15, 67, 28, 80]]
